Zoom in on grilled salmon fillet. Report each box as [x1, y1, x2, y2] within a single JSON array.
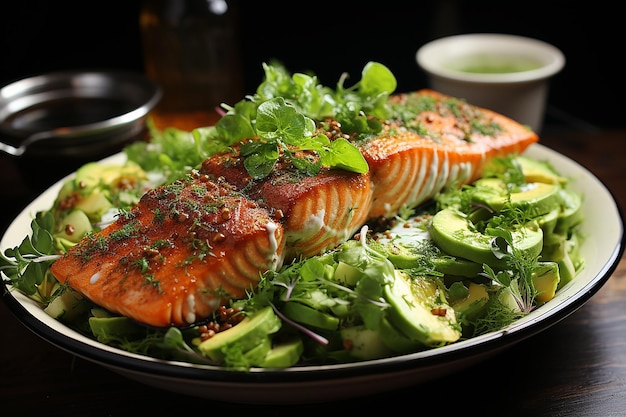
[[49, 172, 285, 327], [201, 151, 373, 260], [49, 88, 538, 327], [364, 89, 538, 218]]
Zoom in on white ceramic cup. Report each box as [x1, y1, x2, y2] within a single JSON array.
[[416, 33, 565, 132]]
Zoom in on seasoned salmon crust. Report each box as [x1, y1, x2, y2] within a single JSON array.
[[50, 172, 286, 327]]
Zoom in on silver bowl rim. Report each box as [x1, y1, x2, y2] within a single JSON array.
[[0, 69, 162, 152]]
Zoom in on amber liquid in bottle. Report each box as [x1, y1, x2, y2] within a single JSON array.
[[140, 0, 243, 130]]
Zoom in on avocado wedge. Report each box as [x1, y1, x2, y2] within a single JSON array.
[[197, 306, 281, 362], [383, 270, 461, 347], [517, 156, 567, 185], [472, 178, 561, 216], [429, 208, 544, 268]]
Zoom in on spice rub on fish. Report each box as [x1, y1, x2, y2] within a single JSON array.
[[363, 89, 538, 218], [202, 151, 373, 261], [49, 172, 285, 327]]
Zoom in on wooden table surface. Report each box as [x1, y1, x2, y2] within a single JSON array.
[[1, 124, 624, 417]]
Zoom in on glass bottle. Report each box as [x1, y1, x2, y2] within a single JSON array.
[[139, 0, 243, 130]]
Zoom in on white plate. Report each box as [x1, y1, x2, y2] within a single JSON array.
[[1, 143, 623, 404]]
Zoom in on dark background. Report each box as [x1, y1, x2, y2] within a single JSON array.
[[0, 0, 623, 132]]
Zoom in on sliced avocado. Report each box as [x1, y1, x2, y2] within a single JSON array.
[[62, 161, 148, 220], [472, 178, 561, 217], [75, 161, 147, 191], [55, 209, 93, 243], [377, 240, 429, 271], [536, 208, 559, 236], [467, 207, 494, 224], [496, 286, 523, 314], [88, 316, 145, 343], [74, 162, 106, 190], [431, 255, 483, 278], [532, 261, 561, 304], [74, 192, 113, 220], [54, 237, 79, 253], [54, 178, 79, 208], [517, 156, 567, 185], [451, 282, 490, 324], [99, 162, 147, 188], [557, 255, 577, 290], [384, 270, 461, 347], [378, 316, 422, 354], [541, 233, 577, 289], [340, 325, 394, 360], [258, 338, 304, 368], [471, 178, 508, 211], [541, 233, 567, 261], [281, 301, 340, 331], [197, 306, 281, 362], [510, 182, 561, 217], [374, 240, 482, 278], [333, 261, 362, 286], [554, 188, 584, 234], [429, 208, 544, 268], [385, 249, 423, 270], [44, 287, 89, 323], [329, 301, 350, 318], [242, 336, 272, 366]]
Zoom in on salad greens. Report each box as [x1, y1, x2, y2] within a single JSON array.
[[125, 61, 394, 184], [1, 62, 585, 370]]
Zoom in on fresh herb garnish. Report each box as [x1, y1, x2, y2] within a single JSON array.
[[126, 61, 396, 183], [1, 212, 60, 299]]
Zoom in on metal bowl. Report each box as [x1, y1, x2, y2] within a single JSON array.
[[0, 70, 161, 158]]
